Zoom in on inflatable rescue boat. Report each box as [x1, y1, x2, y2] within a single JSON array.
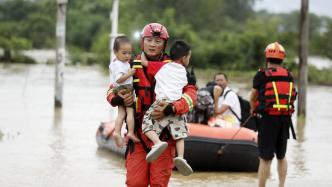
[[96, 122, 259, 171]]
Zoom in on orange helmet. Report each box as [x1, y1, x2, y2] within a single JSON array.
[[140, 23, 169, 50], [265, 42, 286, 60]]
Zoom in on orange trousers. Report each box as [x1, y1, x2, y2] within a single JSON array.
[[125, 141, 175, 187]]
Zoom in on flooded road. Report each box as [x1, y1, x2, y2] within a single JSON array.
[[1, 64, 332, 187]]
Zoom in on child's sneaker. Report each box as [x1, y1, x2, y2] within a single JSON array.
[[146, 142, 168, 162], [174, 157, 193, 176]]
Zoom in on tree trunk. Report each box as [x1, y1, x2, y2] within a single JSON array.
[[298, 0, 309, 117], [3, 49, 11, 62]]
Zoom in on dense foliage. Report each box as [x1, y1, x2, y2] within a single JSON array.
[[0, 0, 331, 70]]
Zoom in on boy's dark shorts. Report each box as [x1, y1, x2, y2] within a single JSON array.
[[112, 84, 133, 95], [257, 115, 291, 160], [112, 84, 135, 108]]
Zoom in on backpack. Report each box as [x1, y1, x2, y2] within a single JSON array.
[[187, 87, 214, 124], [196, 88, 214, 111], [224, 90, 257, 131]]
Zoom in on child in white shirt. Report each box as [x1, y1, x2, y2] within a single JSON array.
[[109, 36, 139, 147]]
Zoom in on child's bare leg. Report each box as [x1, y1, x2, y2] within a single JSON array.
[[143, 102, 169, 162], [145, 130, 162, 145], [143, 102, 163, 146], [145, 130, 168, 162], [126, 107, 139, 142], [114, 106, 125, 147], [176, 138, 185, 158]]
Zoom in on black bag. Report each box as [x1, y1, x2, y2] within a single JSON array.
[[187, 87, 214, 124], [224, 90, 257, 131], [196, 88, 214, 111]]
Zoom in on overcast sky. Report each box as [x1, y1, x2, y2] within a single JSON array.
[[254, 0, 332, 18]]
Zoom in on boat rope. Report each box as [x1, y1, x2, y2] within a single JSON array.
[[218, 114, 253, 155]]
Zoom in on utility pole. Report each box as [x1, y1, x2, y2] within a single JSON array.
[[298, 0, 309, 117], [109, 0, 119, 119], [110, 0, 119, 64], [55, 0, 68, 108]]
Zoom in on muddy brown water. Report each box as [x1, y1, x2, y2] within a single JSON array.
[[1, 64, 331, 187]]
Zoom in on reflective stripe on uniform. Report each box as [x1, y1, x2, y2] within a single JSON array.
[[133, 65, 143, 69], [272, 81, 293, 111], [133, 79, 140, 83], [287, 82, 293, 110], [272, 81, 281, 111], [182, 93, 193, 111], [272, 104, 292, 109]]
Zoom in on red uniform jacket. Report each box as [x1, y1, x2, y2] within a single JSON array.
[[106, 54, 197, 148]]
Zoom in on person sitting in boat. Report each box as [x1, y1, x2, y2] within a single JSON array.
[[213, 73, 241, 128], [140, 40, 193, 176], [188, 74, 223, 124]]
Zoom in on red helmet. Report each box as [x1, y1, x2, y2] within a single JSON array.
[[265, 42, 286, 60], [140, 23, 169, 50]]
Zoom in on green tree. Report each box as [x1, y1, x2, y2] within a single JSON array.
[[0, 36, 31, 61], [91, 31, 110, 67]]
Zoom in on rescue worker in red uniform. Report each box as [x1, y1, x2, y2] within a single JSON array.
[[107, 23, 197, 187], [249, 42, 297, 187]]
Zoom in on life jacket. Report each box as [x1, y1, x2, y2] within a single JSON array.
[[258, 67, 297, 116], [131, 55, 171, 125]]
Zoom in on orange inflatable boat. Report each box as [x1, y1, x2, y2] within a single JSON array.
[[96, 122, 259, 171]]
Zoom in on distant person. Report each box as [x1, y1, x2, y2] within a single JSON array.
[[190, 74, 223, 124], [108, 35, 139, 147], [140, 40, 193, 176], [206, 74, 224, 116], [214, 73, 241, 127], [249, 42, 297, 187]]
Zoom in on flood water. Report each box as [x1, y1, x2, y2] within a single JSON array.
[[1, 63, 332, 187]]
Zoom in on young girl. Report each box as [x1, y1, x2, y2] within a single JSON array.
[[109, 35, 139, 147]]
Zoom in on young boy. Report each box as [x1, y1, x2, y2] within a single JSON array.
[[140, 40, 193, 176]]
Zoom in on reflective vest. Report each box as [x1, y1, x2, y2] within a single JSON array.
[[131, 55, 171, 125], [258, 67, 297, 116]]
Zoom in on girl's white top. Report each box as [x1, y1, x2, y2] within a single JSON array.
[[109, 59, 132, 87]]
